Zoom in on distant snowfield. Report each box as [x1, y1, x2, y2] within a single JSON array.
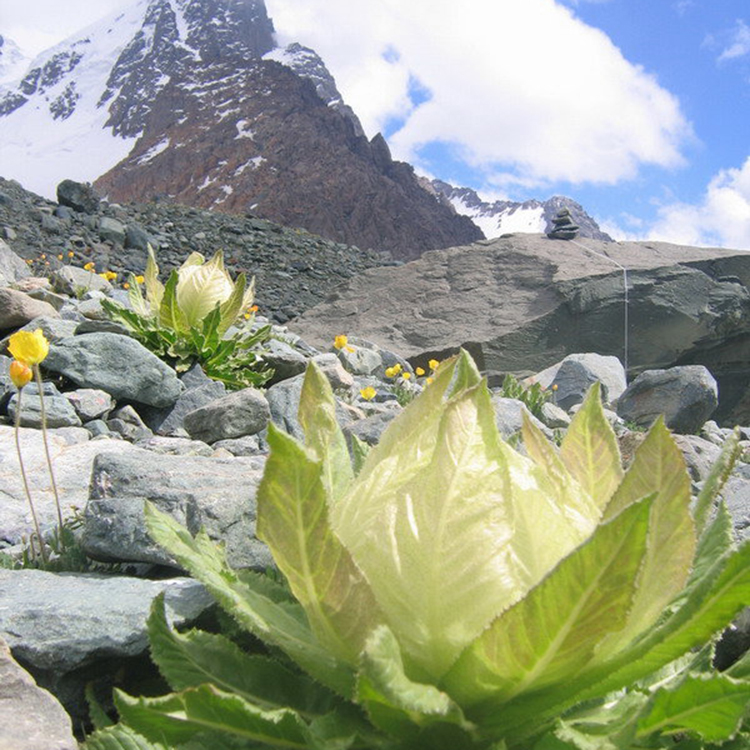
[[0, 0, 149, 198], [449, 195, 545, 238]]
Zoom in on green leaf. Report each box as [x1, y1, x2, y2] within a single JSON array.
[[687, 502, 734, 589], [350, 434, 370, 476], [560, 383, 623, 511], [256, 423, 381, 665], [357, 625, 476, 742], [82, 723, 169, 750], [127, 272, 151, 318], [521, 412, 601, 530], [216, 271, 249, 336], [159, 270, 189, 334], [694, 427, 742, 538], [444, 496, 653, 708], [144, 502, 355, 697], [727, 648, 750, 680], [333, 373, 598, 681], [144, 243, 164, 315], [146, 593, 340, 719], [637, 674, 750, 742], [486, 542, 750, 744], [597, 419, 695, 657], [115, 686, 311, 747], [86, 682, 115, 730], [297, 362, 354, 502]]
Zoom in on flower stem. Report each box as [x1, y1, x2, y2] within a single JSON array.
[[13, 388, 48, 564], [34, 365, 65, 548]]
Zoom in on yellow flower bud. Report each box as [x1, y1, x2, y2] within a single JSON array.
[[333, 334, 348, 350], [135, 275, 145, 284], [9, 360, 33, 389], [359, 386, 377, 401], [415, 367, 425, 376], [428, 359, 440, 371], [401, 372, 412, 380], [8, 329, 49, 366]]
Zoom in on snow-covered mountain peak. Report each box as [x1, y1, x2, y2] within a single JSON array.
[[0, 35, 31, 86], [428, 179, 612, 241], [0, 0, 276, 198]]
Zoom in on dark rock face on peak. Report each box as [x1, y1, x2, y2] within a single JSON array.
[[95, 59, 482, 259], [101, 0, 276, 138]]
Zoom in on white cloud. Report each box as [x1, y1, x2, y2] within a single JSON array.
[[266, 0, 692, 188], [718, 19, 750, 63], [648, 156, 750, 249]]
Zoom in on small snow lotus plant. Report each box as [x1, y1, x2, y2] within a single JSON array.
[[84, 352, 750, 750], [102, 245, 272, 388]]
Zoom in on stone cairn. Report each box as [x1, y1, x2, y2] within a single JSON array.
[[546, 207, 580, 240]]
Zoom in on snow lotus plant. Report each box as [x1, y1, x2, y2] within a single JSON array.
[[101, 245, 272, 388], [84, 352, 750, 749]]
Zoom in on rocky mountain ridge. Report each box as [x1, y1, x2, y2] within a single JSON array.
[[0, 0, 481, 259], [0, 176, 391, 324], [427, 179, 613, 241]]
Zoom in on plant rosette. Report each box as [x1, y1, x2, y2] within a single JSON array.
[[85, 351, 750, 750]]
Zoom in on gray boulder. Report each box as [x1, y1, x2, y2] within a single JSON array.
[[183, 387, 270, 443], [616, 365, 718, 434], [0, 425, 139, 544], [7, 381, 82, 429], [56, 179, 100, 213], [51, 265, 112, 297], [0, 238, 30, 287], [98, 216, 126, 245], [141, 363, 226, 436], [0, 635, 77, 750], [289, 235, 750, 422], [724, 464, 750, 542], [82, 449, 272, 570], [64, 388, 115, 422], [492, 396, 553, 440], [43, 333, 184, 407], [337, 345, 383, 376], [0, 287, 60, 330], [263, 338, 308, 384], [673, 435, 722, 483], [0, 569, 213, 730], [533, 353, 627, 410], [0, 570, 212, 673]]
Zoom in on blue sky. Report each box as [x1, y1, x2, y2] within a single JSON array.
[[4, 0, 750, 248]]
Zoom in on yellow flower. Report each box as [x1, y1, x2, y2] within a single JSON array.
[[552, 384, 559, 391], [57, 254, 63, 261], [359, 386, 377, 401], [123, 282, 130, 290], [104, 271, 118, 281], [67, 251, 75, 258], [84, 262, 95, 271], [333, 334, 349, 350], [135, 275, 145, 284], [9, 360, 33, 389], [425, 377, 434, 385], [8, 329, 50, 366], [401, 372, 412, 380], [415, 367, 425, 376], [428, 359, 440, 371], [384, 366, 398, 378]]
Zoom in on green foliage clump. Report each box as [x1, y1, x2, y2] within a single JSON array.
[[498, 372, 552, 417], [102, 246, 273, 389], [84, 352, 749, 750]]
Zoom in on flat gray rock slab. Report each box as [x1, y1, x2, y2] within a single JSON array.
[[82, 448, 273, 570], [0, 635, 77, 750], [0, 569, 213, 674], [0, 426, 140, 544]]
